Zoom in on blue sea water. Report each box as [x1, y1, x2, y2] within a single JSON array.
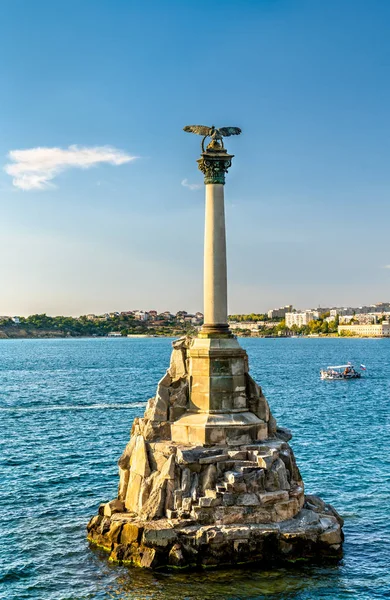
[[0, 337, 389, 600]]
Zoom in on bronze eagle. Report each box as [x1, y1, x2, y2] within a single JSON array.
[[183, 124, 241, 151]]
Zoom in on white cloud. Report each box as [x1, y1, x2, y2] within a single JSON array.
[[181, 178, 202, 191], [383, 265, 390, 269], [4, 144, 137, 190]]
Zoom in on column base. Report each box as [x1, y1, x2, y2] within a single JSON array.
[[199, 323, 233, 338], [171, 410, 267, 446]]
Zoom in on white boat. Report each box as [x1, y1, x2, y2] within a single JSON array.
[[320, 364, 362, 380]]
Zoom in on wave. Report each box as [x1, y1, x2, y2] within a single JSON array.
[[0, 402, 147, 412]]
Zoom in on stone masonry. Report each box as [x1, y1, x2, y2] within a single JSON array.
[[87, 337, 344, 569]]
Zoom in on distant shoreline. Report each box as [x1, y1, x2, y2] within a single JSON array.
[[0, 333, 387, 341]]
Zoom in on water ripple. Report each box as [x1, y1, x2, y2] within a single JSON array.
[[0, 337, 389, 600]]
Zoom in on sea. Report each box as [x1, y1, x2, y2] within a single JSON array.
[[0, 337, 389, 600]]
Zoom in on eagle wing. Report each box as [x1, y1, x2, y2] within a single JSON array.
[[183, 125, 211, 136], [218, 127, 242, 137]]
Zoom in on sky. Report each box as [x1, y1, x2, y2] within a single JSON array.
[[1, 0, 390, 316]]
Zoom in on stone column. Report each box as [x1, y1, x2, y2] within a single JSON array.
[[171, 138, 266, 445], [203, 183, 228, 334], [197, 141, 233, 337]]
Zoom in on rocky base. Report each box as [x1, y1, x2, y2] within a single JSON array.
[[87, 495, 344, 569], [87, 337, 344, 570]]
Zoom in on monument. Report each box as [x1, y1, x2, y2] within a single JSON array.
[[87, 126, 344, 569]]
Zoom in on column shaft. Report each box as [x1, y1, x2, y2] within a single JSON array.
[[203, 183, 228, 328]]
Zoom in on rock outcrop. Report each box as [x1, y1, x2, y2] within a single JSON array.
[[87, 337, 344, 569]]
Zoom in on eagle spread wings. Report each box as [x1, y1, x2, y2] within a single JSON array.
[[183, 125, 241, 137]]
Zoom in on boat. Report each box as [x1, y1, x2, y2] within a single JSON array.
[[320, 364, 362, 380]]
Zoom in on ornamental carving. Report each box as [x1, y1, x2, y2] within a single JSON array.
[[197, 156, 232, 185]]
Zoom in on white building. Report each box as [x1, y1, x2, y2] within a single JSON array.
[[134, 311, 148, 321], [267, 305, 293, 319], [230, 322, 260, 332], [338, 322, 390, 337], [285, 311, 318, 328]]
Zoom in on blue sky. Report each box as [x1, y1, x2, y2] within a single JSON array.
[[1, 0, 390, 315]]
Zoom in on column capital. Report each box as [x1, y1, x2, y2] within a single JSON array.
[[197, 142, 234, 185]]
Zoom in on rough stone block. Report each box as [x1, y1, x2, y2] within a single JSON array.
[[319, 524, 342, 545], [105, 521, 123, 544], [141, 479, 167, 519], [125, 471, 143, 512], [222, 492, 235, 506], [173, 490, 183, 510], [276, 427, 292, 441], [130, 436, 151, 478], [169, 346, 187, 380], [259, 490, 289, 505], [257, 453, 277, 471], [144, 386, 169, 422], [168, 543, 185, 566], [199, 496, 220, 507], [140, 547, 158, 568], [142, 420, 171, 441], [228, 450, 247, 460], [274, 498, 299, 521], [200, 464, 217, 492], [143, 524, 177, 547], [166, 509, 177, 520], [273, 458, 290, 491], [243, 468, 265, 492], [118, 437, 136, 470], [120, 523, 141, 545], [118, 467, 130, 502], [104, 499, 125, 517], [268, 413, 277, 436], [160, 454, 175, 480], [191, 506, 215, 525], [182, 497, 192, 512], [199, 454, 229, 464], [236, 493, 260, 506], [256, 423, 268, 440]]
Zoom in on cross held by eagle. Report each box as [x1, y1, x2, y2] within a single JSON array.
[[183, 125, 241, 152]]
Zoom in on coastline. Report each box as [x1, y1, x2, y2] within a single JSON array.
[[0, 332, 387, 340]]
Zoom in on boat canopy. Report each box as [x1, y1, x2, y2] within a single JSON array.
[[326, 365, 354, 369]]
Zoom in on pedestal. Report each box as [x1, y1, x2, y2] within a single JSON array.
[[171, 338, 266, 445]]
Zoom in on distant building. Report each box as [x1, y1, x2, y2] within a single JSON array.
[[148, 310, 158, 319], [230, 322, 260, 332], [161, 311, 174, 320], [12, 316, 20, 324], [85, 314, 96, 321], [134, 311, 148, 321], [285, 311, 318, 328], [339, 315, 354, 324], [338, 322, 390, 337], [315, 307, 330, 316], [267, 305, 293, 319], [107, 332, 122, 337], [176, 311, 188, 319], [330, 307, 354, 317]]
